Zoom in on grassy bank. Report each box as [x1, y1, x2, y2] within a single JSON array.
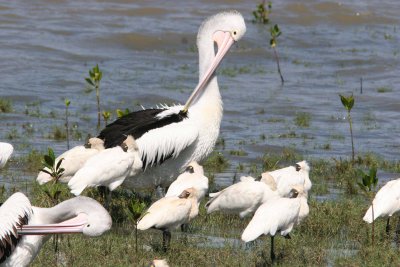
[[1, 150, 400, 266]]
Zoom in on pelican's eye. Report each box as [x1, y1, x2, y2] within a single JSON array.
[[233, 31, 237, 35], [87, 224, 90, 227]]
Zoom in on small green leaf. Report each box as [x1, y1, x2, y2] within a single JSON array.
[[85, 77, 94, 86], [40, 169, 53, 176], [44, 155, 54, 167]]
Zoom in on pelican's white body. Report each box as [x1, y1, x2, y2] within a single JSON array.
[[363, 178, 400, 223], [122, 11, 246, 190], [262, 161, 312, 197], [0, 142, 13, 169], [241, 193, 309, 242], [206, 176, 278, 218], [165, 162, 209, 203], [137, 193, 198, 231], [0, 193, 111, 267], [68, 138, 142, 195], [36, 138, 104, 184]]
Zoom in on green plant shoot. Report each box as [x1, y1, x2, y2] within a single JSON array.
[[102, 111, 111, 126], [357, 167, 378, 245], [252, 1, 272, 24], [125, 198, 147, 253], [270, 24, 284, 84], [116, 108, 131, 118], [339, 94, 355, 162], [65, 99, 71, 149], [85, 64, 103, 130]]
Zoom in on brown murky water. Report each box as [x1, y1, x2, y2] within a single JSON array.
[[0, 0, 399, 189]]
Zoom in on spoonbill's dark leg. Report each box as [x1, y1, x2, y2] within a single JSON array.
[[162, 230, 171, 252], [270, 235, 276, 263], [386, 217, 391, 236], [395, 217, 400, 245]]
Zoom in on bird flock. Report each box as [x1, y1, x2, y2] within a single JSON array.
[[0, 9, 398, 267]]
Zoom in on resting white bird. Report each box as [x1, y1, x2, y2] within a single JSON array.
[[261, 160, 312, 197], [68, 135, 142, 197], [205, 176, 278, 218], [165, 161, 208, 203], [36, 137, 105, 184], [363, 178, 400, 235], [0, 192, 111, 267], [137, 188, 199, 251], [148, 259, 169, 267], [241, 185, 309, 262], [0, 142, 13, 169]]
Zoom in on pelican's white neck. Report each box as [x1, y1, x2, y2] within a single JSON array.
[[192, 36, 221, 108]]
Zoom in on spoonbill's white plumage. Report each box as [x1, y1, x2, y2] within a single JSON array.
[[0, 192, 111, 267], [148, 259, 170, 267], [206, 176, 278, 218], [137, 188, 199, 251], [0, 142, 13, 169], [165, 161, 208, 203], [363, 178, 400, 234], [261, 160, 311, 197], [96, 11, 246, 191], [68, 135, 142, 196], [241, 185, 309, 262], [36, 137, 105, 185]]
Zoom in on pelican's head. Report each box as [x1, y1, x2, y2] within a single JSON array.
[[18, 196, 112, 237], [183, 11, 246, 111]]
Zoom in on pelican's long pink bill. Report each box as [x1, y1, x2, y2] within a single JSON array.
[[183, 31, 235, 111], [17, 214, 87, 235]]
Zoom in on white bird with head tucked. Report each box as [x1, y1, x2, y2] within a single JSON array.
[[68, 135, 142, 197], [206, 176, 278, 218], [363, 178, 400, 235], [241, 185, 309, 262], [0, 142, 13, 169], [96, 11, 246, 192], [0, 192, 111, 267], [165, 161, 208, 203], [36, 137, 105, 184], [137, 188, 199, 252], [261, 160, 312, 197]]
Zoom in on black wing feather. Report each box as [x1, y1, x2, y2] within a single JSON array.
[[0, 212, 29, 264], [98, 108, 188, 149]]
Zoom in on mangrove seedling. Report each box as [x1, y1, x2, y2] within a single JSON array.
[[270, 24, 284, 84], [40, 147, 65, 184], [85, 64, 103, 130], [252, 0, 272, 24], [116, 108, 131, 118], [40, 147, 67, 254], [339, 94, 355, 162], [125, 198, 147, 253], [102, 111, 111, 126], [65, 99, 71, 149], [357, 167, 378, 245]]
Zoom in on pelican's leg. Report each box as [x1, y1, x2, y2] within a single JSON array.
[[386, 217, 391, 236], [162, 230, 171, 252], [270, 235, 276, 263]]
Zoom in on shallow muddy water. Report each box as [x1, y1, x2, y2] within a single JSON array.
[[0, 0, 399, 189]]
